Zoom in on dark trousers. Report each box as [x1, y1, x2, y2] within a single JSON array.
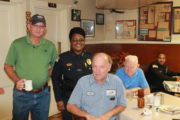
[[62, 101, 85, 120], [62, 101, 73, 120], [62, 109, 73, 120]]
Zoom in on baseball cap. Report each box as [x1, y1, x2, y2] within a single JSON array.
[[30, 14, 46, 26]]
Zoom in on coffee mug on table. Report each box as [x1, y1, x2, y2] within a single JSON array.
[[24, 80, 33, 91]]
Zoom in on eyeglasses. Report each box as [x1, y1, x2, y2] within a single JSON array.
[[71, 39, 85, 43], [32, 24, 46, 29]]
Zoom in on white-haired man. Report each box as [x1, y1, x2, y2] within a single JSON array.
[[115, 55, 150, 95]]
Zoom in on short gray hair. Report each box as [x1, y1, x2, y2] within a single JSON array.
[[125, 55, 138, 64], [93, 52, 112, 65]]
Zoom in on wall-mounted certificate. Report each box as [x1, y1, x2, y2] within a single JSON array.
[[173, 7, 180, 34]]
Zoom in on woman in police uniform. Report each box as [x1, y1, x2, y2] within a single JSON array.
[[52, 27, 92, 120]]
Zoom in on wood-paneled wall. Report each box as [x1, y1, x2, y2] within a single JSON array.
[[85, 44, 180, 72]]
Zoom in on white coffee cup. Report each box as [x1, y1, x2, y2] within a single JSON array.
[[146, 94, 154, 105], [24, 80, 33, 91]]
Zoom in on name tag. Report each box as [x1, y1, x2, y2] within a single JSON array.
[[87, 91, 95, 96], [106, 90, 116, 96], [76, 69, 82, 71]]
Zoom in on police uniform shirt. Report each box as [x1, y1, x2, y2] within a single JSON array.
[[146, 61, 180, 89], [52, 50, 92, 102]]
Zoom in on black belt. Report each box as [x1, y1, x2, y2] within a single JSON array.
[[23, 83, 48, 93]]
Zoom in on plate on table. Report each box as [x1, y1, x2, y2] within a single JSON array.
[[159, 105, 180, 114]]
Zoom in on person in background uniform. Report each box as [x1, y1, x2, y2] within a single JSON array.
[[67, 53, 127, 120], [115, 55, 150, 95], [146, 53, 180, 92], [51, 27, 92, 120], [4, 14, 58, 120]]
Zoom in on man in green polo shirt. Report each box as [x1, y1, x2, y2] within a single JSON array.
[[4, 14, 58, 120]]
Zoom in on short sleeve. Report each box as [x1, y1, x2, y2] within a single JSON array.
[[4, 42, 17, 66], [139, 69, 149, 88], [50, 44, 58, 67], [68, 78, 83, 107], [116, 77, 127, 107]]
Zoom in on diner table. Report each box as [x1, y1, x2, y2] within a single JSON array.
[[119, 92, 180, 120], [163, 81, 180, 93]]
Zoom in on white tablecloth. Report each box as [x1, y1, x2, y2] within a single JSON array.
[[119, 92, 180, 120]]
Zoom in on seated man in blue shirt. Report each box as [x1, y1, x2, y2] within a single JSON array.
[[67, 53, 127, 120], [116, 55, 150, 95]]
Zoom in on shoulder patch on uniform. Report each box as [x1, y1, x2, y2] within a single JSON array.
[[152, 64, 158, 68], [66, 63, 72, 67]]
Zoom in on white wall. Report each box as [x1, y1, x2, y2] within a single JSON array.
[[87, 0, 180, 44], [69, 0, 105, 42], [104, 9, 138, 43], [0, 0, 26, 119]]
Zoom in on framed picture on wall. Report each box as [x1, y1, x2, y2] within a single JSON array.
[[173, 7, 180, 34], [81, 19, 95, 37], [71, 9, 81, 21], [115, 20, 136, 39], [0, 0, 10, 1], [0, 0, 10, 2], [96, 13, 104, 25]]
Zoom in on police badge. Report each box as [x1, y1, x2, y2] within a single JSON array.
[[86, 59, 92, 65]]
